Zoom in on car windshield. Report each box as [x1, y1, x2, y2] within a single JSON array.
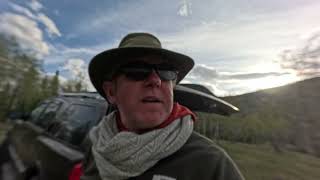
[[0, 1, 319, 180], [66, 104, 102, 128]]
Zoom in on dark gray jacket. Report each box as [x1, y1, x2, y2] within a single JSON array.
[[81, 132, 245, 180]]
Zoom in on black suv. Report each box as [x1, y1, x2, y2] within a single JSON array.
[[0, 84, 238, 180]]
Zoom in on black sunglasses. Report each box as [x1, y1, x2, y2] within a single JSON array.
[[116, 63, 178, 81]]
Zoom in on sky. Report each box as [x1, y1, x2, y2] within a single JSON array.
[[0, 0, 319, 96]]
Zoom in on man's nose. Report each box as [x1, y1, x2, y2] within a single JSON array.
[[145, 70, 161, 87]]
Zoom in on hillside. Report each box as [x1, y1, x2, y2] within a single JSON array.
[[222, 77, 320, 156]]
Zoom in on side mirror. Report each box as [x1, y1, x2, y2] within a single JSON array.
[[174, 84, 239, 116], [7, 111, 30, 121]]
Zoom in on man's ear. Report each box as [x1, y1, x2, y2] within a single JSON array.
[[102, 81, 116, 104]]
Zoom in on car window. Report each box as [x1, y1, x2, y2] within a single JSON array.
[[52, 103, 104, 145], [34, 100, 63, 128], [67, 104, 101, 129], [29, 101, 49, 123]]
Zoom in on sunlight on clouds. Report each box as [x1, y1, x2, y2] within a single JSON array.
[[184, 64, 299, 96], [160, 1, 320, 96], [184, 64, 231, 96], [237, 73, 300, 93], [210, 73, 300, 97], [9, 2, 61, 38], [37, 13, 61, 37], [246, 61, 284, 74], [0, 13, 49, 58], [164, 1, 320, 69], [0, 1, 62, 59]]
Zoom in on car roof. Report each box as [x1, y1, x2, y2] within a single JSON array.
[[57, 84, 239, 116]]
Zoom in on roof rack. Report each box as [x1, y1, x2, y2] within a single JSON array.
[[59, 92, 104, 100]]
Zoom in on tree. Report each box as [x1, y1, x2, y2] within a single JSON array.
[[49, 70, 60, 96], [62, 71, 87, 93], [0, 35, 42, 121]]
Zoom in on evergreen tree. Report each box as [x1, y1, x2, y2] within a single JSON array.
[[41, 75, 49, 99]]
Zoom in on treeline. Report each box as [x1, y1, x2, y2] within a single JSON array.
[[194, 108, 289, 151], [0, 36, 86, 121]]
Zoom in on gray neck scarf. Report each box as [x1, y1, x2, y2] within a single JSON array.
[[89, 112, 194, 180]]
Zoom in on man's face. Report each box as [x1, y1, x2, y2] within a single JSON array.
[[102, 55, 175, 132]]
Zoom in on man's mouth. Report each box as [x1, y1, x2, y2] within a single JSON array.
[[141, 96, 162, 103]]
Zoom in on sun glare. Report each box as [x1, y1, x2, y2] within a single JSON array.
[[247, 74, 298, 91], [244, 62, 300, 91]]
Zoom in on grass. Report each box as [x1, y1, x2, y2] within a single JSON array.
[[220, 141, 320, 180]]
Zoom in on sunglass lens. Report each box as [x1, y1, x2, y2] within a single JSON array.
[[122, 68, 151, 81], [119, 63, 178, 81], [157, 70, 178, 81]]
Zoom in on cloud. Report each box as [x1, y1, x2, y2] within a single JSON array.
[[187, 65, 219, 81], [1, 2, 61, 59], [188, 65, 289, 81], [28, 0, 43, 12], [62, 58, 93, 90], [37, 13, 61, 37], [0, 12, 49, 58], [9, 2, 61, 38], [53, 10, 60, 16], [177, 0, 192, 17], [62, 58, 86, 78], [9, 3, 36, 19], [161, 1, 320, 68], [56, 45, 100, 56], [42, 42, 114, 92], [43, 41, 110, 66], [75, 0, 194, 37], [184, 64, 294, 96], [221, 72, 290, 80], [279, 32, 320, 77]]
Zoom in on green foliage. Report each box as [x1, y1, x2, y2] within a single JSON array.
[[62, 78, 87, 92], [0, 34, 87, 121], [195, 108, 289, 146], [0, 35, 61, 121], [50, 71, 60, 96]]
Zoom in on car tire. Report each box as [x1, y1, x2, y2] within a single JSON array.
[[0, 138, 10, 165]]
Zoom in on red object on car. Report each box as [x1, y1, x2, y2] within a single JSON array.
[[69, 162, 83, 180]]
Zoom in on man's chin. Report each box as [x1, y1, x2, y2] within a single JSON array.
[[137, 114, 166, 127]]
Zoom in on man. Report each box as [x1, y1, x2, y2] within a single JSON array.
[[80, 33, 245, 180]]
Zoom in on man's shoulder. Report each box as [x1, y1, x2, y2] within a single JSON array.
[[152, 132, 245, 180], [178, 132, 245, 179], [163, 131, 233, 169]]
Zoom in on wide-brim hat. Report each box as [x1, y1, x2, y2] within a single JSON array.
[[89, 32, 195, 100]]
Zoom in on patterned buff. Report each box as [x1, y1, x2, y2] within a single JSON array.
[[89, 110, 194, 180]]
